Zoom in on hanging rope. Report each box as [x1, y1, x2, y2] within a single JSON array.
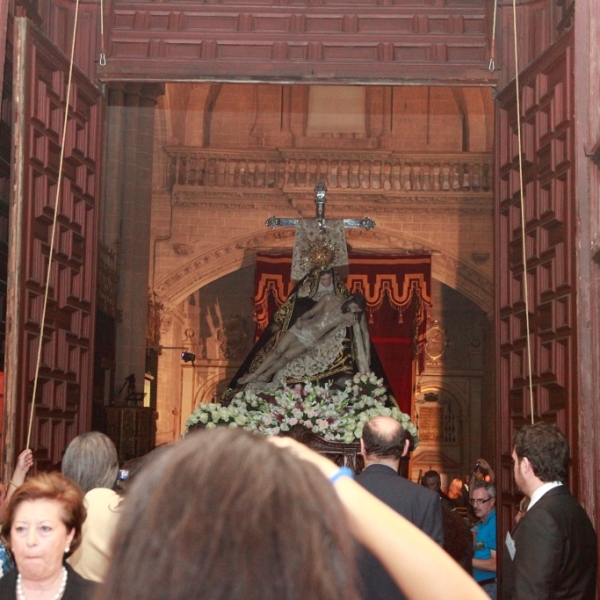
[[26, 0, 82, 449], [489, 0, 498, 72], [511, 0, 535, 425], [99, 0, 106, 66]]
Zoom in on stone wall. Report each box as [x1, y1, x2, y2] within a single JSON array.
[[148, 83, 495, 460]]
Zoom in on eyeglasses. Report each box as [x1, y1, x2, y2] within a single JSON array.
[[469, 497, 492, 506]]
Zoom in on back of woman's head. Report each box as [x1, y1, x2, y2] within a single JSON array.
[[62, 431, 119, 493], [98, 428, 358, 600]]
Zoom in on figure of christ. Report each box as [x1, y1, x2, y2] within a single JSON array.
[[240, 292, 369, 384]]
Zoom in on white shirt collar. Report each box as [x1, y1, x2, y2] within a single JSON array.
[[528, 481, 563, 510]]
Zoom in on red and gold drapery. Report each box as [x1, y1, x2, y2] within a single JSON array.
[[252, 253, 432, 413]]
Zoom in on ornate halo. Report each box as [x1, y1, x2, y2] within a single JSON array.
[[303, 240, 339, 272]]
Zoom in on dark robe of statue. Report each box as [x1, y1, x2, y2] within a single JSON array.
[[222, 266, 393, 405]]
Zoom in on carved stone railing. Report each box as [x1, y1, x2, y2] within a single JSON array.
[[166, 148, 492, 194]]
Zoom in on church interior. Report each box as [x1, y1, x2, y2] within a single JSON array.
[[0, 0, 598, 591]]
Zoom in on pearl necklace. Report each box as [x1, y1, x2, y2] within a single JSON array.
[[16, 566, 68, 600]]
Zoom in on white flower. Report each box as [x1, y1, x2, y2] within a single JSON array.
[[184, 371, 418, 448]]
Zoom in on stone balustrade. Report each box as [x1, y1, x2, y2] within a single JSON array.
[[166, 148, 492, 194]]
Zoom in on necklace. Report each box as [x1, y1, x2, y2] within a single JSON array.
[[16, 566, 68, 600]]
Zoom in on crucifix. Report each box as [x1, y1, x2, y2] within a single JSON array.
[[265, 182, 376, 232], [264, 182, 376, 280]]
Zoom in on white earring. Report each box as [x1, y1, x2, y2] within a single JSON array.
[[64, 547, 70, 554]]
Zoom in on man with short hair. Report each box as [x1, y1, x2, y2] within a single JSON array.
[[470, 481, 497, 599], [421, 469, 455, 510], [355, 416, 443, 600], [502, 422, 597, 600]]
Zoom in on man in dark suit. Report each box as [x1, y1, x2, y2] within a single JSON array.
[[502, 421, 598, 600], [355, 416, 444, 600]]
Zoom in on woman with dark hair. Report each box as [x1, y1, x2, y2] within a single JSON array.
[[98, 429, 486, 600], [96, 428, 359, 600], [0, 472, 96, 599], [61, 432, 122, 582]]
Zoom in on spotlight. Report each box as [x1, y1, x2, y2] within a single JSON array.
[[181, 351, 196, 363]]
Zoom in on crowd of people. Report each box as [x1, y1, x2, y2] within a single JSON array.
[[0, 421, 595, 600]]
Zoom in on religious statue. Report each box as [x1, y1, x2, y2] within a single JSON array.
[[239, 292, 370, 385], [221, 182, 391, 404]]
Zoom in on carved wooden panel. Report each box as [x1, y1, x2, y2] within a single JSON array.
[[100, 0, 496, 84], [495, 0, 573, 90], [495, 30, 575, 525], [15, 0, 101, 80], [6, 19, 101, 469]]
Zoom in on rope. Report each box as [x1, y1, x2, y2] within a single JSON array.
[[489, 0, 498, 72], [26, 0, 82, 449], [99, 0, 106, 65], [511, 0, 535, 424]]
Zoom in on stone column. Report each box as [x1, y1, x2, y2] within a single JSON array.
[[380, 86, 394, 150], [105, 83, 164, 399], [102, 85, 125, 249]]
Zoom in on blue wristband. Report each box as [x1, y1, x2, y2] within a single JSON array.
[[329, 466, 354, 484]]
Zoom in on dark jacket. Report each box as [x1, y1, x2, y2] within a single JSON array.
[[502, 485, 597, 600], [355, 463, 444, 600], [0, 563, 97, 600]]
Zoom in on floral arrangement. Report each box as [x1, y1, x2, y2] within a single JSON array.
[[185, 372, 419, 447]]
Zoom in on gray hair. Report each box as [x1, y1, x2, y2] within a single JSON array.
[[62, 432, 119, 493], [472, 480, 496, 498]]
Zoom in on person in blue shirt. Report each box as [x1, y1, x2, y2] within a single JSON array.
[[471, 481, 497, 600]]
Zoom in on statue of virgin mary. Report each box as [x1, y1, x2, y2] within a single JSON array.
[[222, 265, 391, 404]]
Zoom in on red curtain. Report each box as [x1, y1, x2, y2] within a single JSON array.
[[252, 253, 432, 413]]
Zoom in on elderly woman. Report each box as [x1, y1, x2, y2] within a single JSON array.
[[61, 432, 122, 582], [97, 428, 487, 600], [0, 472, 96, 599]]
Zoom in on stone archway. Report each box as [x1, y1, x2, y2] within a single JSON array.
[[153, 226, 493, 313]]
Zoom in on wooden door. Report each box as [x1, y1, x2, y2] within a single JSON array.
[[3, 17, 102, 473], [495, 29, 576, 537]]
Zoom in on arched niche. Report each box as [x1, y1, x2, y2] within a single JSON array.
[[410, 384, 468, 486]]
